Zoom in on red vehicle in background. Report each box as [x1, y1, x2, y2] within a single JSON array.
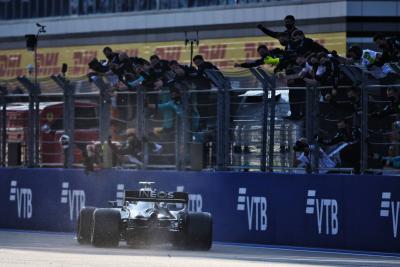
[[6, 101, 99, 166]]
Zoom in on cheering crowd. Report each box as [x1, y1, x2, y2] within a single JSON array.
[[86, 45, 222, 169], [85, 14, 400, 173]]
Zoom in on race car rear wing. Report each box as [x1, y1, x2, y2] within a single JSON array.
[[124, 190, 188, 204]]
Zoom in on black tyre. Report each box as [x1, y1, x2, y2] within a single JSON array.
[[77, 207, 96, 244], [184, 212, 212, 250], [91, 208, 121, 247]]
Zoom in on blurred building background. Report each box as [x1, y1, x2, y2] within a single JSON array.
[[0, 0, 399, 79]]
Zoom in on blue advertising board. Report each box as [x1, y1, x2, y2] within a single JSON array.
[[0, 168, 399, 253]]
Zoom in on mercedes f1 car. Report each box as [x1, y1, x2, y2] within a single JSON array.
[[76, 182, 212, 250]]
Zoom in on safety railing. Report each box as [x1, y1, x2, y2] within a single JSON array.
[[1, 65, 400, 175]]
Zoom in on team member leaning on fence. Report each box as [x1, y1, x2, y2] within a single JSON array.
[[290, 30, 329, 56], [293, 137, 336, 174], [257, 15, 298, 42], [168, 60, 207, 129], [149, 54, 171, 79], [113, 52, 149, 86], [148, 89, 200, 135], [369, 88, 400, 116], [373, 33, 400, 64], [82, 142, 103, 172], [255, 27, 330, 120], [316, 119, 361, 174], [119, 129, 144, 168], [324, 85, 381, 124], [282, 52, 337, 89], [372, 145, 400, 169], [233, 45, 280, 69], [193, 55, 220, 77], [346, 45, 399, 80], [114, 128, 162, 168], [192, 54, 225, 129]]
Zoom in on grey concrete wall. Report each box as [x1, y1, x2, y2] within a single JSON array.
[[346, 0, 400, 44], [0, 0, 347, 38], [0, 0, 398, 50], [347, 0, 400, 17], [0, 0, 347, 49]]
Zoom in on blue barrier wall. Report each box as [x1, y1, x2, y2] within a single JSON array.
[[0, 168, 399, 253]]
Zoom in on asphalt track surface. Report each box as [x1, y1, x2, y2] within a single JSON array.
[[0, 230, 399, 267]]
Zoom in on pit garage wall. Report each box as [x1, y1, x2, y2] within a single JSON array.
[[0, 168, 399, 253]]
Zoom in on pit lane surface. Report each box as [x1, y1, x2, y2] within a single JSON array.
[[0, 230, 399, 267]]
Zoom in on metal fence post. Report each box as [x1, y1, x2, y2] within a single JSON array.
[[311, 86, 319, 174], [223, 79, 231, 168], [204, 69, 230, 170], [251, 69, 268, 172], [136, 86, 146, 168], [260, 70, 277, 172], [64, 81, 75, 169], [302, 85, 322, 174], [93, 79, 111, 144], [17, 77, 40, 167], [305, 86, 313, 174], [34, 87, 40, 165], [142, 115, 149, 169], [249, 67, 276, 172], [216, 86, 224, 170], [51, 75, 75, 168], [181, 88, 190, 170], [28, 87, 35, 167], [0, 88, 6, 166], [174, 110, 182, 170], [1, 98, 5, 166], [360, 72, 369, 173], [268, 76, 276, 172]]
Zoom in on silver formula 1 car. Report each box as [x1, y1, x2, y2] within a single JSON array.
[[76, 182, 212, 250]]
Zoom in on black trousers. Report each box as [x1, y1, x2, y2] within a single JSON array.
[[288, 78, 306, 117]]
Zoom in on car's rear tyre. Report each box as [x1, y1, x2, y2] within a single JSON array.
[[77, 207, 96, 244], [91, 208, 121, 247], [184, 212, 212, 250]]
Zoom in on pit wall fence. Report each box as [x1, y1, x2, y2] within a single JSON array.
[[0, 168, 399, 253]]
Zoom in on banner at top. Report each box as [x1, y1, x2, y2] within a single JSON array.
[[0, 32, 346, 79]]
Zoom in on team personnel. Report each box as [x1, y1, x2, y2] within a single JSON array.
[[373, 33, 400, 64], [291, 30, 329, 56], [257, 15, 298, 41], [233, 45, 280, 68]]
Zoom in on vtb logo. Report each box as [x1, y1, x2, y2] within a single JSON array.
[[116, 184, 125, 206], [177, 185, 202, 212], [237, 187, 267, 231], [380, 192, 399, 238], [306, 190, 339, 235], [60, 182, 85, 221], [9, 180, 32, 219]]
